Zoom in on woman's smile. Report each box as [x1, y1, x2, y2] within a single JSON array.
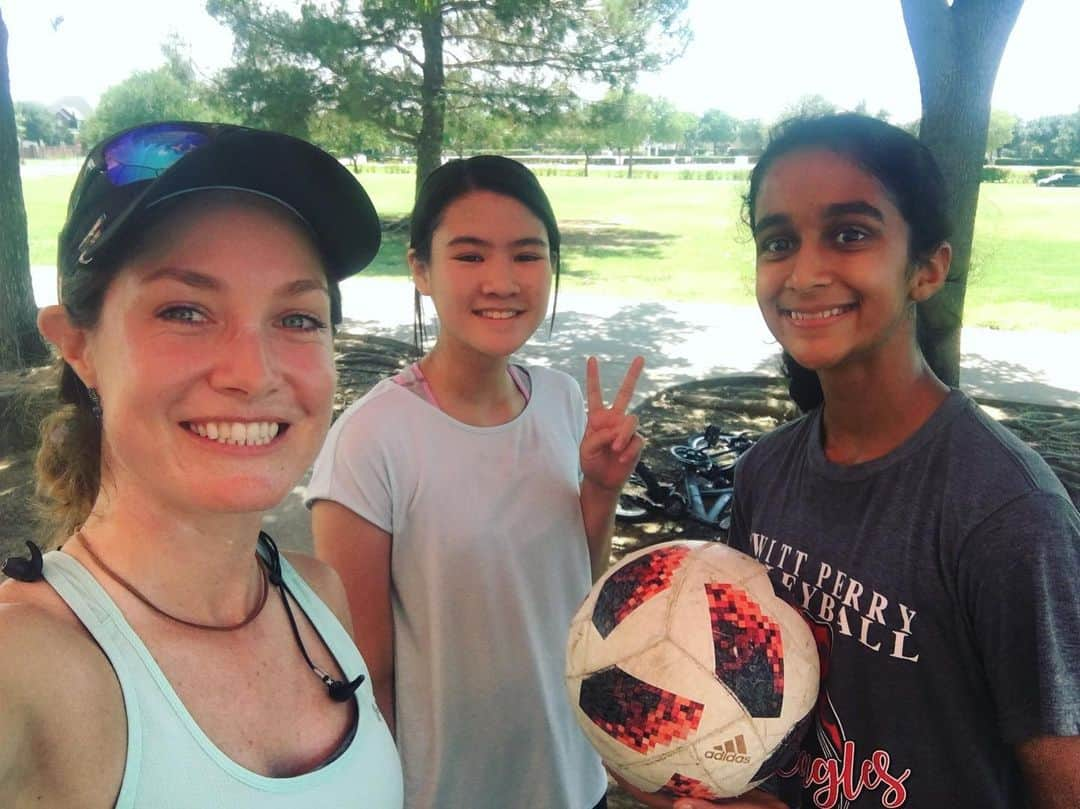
[[182, 419, 285, 446]]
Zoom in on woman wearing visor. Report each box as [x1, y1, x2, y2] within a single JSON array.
[[0, 122, 403, 808]]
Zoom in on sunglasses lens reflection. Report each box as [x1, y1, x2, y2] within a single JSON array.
[[102, 124, 212, 186]]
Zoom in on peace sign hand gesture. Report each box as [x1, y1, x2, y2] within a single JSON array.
[[580, 356, 645, 492]]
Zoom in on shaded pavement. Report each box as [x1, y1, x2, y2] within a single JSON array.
[[329, 277, 1080, 409], [256, 277, 1078, 553]]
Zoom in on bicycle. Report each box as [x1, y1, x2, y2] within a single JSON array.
[[615, 426, 756, 533]]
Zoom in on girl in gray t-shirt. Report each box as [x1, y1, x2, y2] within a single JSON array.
[[308, 156, 647, 809]]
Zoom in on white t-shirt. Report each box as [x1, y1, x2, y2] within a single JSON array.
[[306, 365, 607, 809]]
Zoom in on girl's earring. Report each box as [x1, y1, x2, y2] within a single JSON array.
[[88, 387, 103, 420]]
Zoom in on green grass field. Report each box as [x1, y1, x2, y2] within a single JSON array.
[[23, 165, 1080, 331]]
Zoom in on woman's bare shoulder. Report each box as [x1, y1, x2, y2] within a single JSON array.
[[0, 578, 114, 690], [0, 577, 86, 641], [0, 580, 126, 803]]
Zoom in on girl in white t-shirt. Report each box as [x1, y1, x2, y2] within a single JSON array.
[[307, 156, 643, 809]]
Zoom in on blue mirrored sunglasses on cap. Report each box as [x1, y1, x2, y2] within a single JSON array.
[[98, 122, 215, 185], [62, 119, 382, 285], [66, 122, 260, 266], [71, 121, 228, 207]]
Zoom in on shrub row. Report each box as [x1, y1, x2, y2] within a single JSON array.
[[353, 161, 1062, 185], [982, 167, 1034, 184]]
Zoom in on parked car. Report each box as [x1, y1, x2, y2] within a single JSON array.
[[1036, 172, 1080, 187]]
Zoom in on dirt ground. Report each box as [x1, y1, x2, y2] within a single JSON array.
[[2, 336, 1077, 808]]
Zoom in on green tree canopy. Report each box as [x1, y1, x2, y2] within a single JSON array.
[[649, 99, 695, 152], [593, 89, 655, 176], [698, 108, 736, 154], [1011, 111, 1080, 162], [444, 105, 539, 156], [81, 65, 223, 147], [545, 99, 609, 175], [735, 117, 767, 153], [779, 93, 838, 121], [309, 109, 393, 167], [208, 0, 690, 193], [215, 62, 325, 140]]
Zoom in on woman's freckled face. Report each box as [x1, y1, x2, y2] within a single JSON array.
[[83, 198, 336, 516]]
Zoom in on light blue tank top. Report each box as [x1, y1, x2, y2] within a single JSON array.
[[42, 548, 403, 809]]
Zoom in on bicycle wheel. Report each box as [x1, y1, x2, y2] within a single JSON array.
[[671, 446, 711, 468], [615, 494, 652, 523]]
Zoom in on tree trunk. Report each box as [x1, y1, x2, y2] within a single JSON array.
[[902, 0, 1023, 386], [0, 10, 49, 370], [415, 6, 445, 199], [583, 150, 590, 178], [627, 147, 634, 179]]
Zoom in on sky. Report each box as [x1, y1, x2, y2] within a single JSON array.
[[5, 0, 1079, 124]]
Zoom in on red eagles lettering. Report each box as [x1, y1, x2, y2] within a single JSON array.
[[779, 743, 910, 807]]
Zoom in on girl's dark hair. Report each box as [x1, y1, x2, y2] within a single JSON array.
[[779, 351, 825, 415], [35, 192, 340, 544], [408, 155, 561, 350], [746, 114, 953, 412]]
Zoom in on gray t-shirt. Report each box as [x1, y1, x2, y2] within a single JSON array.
[[729, 390, 1080, 808], [306, 365, 607, 809]]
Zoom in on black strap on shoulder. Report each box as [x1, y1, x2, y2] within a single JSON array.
[[258, 530, 284, 586], [2, 541, 45, 582]]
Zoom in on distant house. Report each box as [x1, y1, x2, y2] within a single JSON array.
[[54, 106, 82, 132], [18, 99, 88, 159], [51, 96, 92, 142], [51, 96, 93, 119]]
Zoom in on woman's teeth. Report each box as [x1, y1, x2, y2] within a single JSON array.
[[477, 310, 518, 319], [187, 421, 279, 446]]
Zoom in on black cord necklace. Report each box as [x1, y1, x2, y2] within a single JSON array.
[[258, 531, 366, 703], [1, 531, 366, 704]]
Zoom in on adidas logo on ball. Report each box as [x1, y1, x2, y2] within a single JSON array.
[[704, 735, 752, 764]]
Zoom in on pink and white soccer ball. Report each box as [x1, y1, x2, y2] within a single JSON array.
[[565, 540, 819, 801]]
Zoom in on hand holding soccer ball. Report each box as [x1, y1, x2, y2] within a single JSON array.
[[565, 541, 820, 802]]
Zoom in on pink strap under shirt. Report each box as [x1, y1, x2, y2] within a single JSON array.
[[393, 362, 531, 410]]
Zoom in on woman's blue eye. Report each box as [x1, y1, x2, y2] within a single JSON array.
[[281, 313, 326, 331], [159, 306, 207, 323]]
